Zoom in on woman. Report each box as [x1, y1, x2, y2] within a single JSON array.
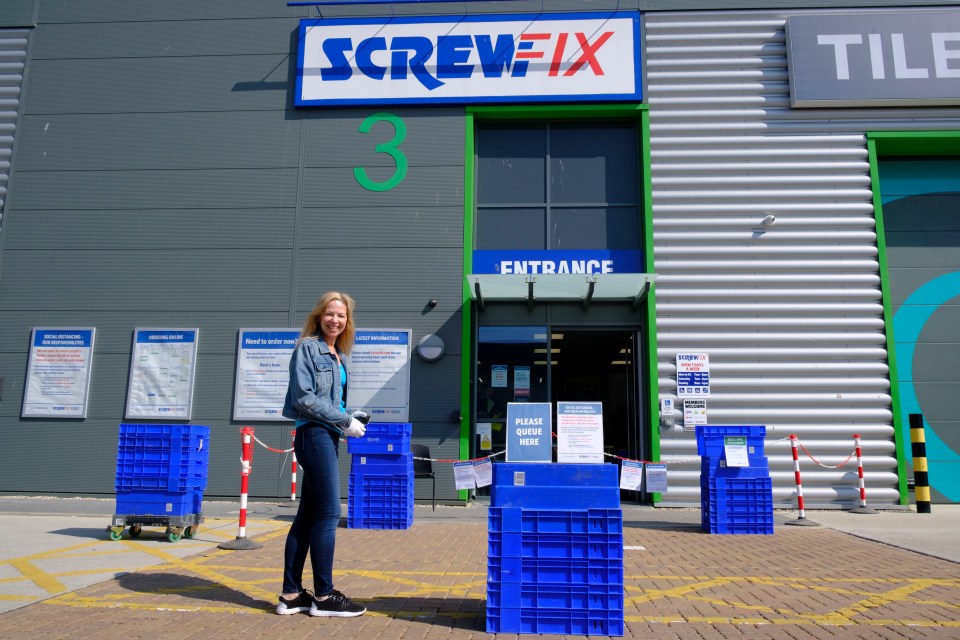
[[277, 291, 368, 617]]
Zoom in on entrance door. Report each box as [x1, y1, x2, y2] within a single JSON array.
[[473, 326, 645, 490]]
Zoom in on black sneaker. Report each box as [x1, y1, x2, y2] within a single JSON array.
[[276, 590, 313, 615], [309, 590, 366, 617]]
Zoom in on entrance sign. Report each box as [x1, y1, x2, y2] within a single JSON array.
[[676, 353, 710, 397], [786, 12, 960, 107], [22, 328, 96, 418], [349, 329, 411, 422], [233, 329, 299, 421], [295, 12, 641, 106], [125, 328, 199, 419], [557, 401, 604, 463], [506, 402, 552, 462], [472, 249, 643, 275]]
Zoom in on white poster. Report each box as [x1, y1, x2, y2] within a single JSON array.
[[453, 460, 477, 490], [477, 422, 493, 451], [556, 401, 604, 463], [683, 399, 707, 429], [474, 458, 493, 488], [676, 352, 710, 397], [491, 364, 508, 388], [620, 460, 643, 490], [22, 328, 96, 418], [125, 328, 199, 419], [645, 463, 668, 493], [723, 436, 751, 467], [233, 329, 300, 421], [348, 329, 411, 422]]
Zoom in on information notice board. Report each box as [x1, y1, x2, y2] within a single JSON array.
[[22, 327, 96, 418], [233, 329, 299, 421], [125, 328, 199, 419]]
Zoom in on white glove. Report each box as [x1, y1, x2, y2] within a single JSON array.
[[351, 410, 370, 425], [343, 418, 366, 438]]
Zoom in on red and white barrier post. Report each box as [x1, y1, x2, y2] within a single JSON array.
[[290, 429, 298, 501], [785, 434, 820, 527], [850, 434, 877, 514], [218, 426, 264, 550]]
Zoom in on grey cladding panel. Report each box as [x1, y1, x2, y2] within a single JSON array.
[[4, 209, 295, 250], [24, 56, 291, 114], [888, 269, 960, 307], [0, 250, 293, 311], [38, 0, 302, 23], [299, 207, 463, 249], [294, 248, 463, 310], [408, 362, 463, 423], [303, 107, 465, 168], [913, 383, 960, 423], [916, 305, 960, 346], [16, 112, 303, 171], [0, 1, 34, 27], [912, 344, 960, 382], [9, 168, 300, 210], [301, 166, 463, 208], [31, 18, 296, 59]]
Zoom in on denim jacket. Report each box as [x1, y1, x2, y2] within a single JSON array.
[[281, 336, 351, 432]]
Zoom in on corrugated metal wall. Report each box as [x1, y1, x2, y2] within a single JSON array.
[[0, 28, 27, 229], [645, 8, 960, 507]]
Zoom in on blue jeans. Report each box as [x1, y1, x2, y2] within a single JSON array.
[[281, 423, 341, 596]]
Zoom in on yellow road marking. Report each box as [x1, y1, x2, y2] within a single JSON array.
[[8, 559, 65, 594]]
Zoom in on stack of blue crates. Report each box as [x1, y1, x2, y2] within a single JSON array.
[[697, 425, 774, 534], [486, 463, 625, 636], [346, 423, 413, 529], [114, 424, 210, 517]]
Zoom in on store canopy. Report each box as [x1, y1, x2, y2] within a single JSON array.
[[466, 273, 656, 311]]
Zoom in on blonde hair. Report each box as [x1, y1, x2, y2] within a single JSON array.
[[300, 291, 356, 354]]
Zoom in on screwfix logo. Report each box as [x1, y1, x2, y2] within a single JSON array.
[[296, 12, 641, 106]]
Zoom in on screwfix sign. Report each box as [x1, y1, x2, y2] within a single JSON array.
[[295, 12, 641, 106]]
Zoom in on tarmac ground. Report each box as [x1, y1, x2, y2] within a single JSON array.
[[0, 496, 958, 639]]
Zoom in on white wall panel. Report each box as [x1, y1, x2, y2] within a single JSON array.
[[645, 8, 960, 507]]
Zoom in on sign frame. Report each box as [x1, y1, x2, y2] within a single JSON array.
[[295, 11, 642, 107], [349, 328, 412, 422], [124, 327, 200, 420], [233, 328, 300, 421], [22, 327, 96, 419]]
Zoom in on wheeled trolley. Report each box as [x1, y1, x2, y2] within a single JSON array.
[[107, 512, 204, 543]]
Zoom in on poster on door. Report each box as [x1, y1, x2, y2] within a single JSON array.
[[556, 401, 605, 463], [348, 329, 411, 422], [125, 328, 199, 419], [22, 328, 96, 418], [233, 329, 300, 421]]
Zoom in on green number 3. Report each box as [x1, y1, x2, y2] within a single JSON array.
[[354, 113, 408, 192]]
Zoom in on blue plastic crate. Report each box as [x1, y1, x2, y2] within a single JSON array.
[[115, 473, 207, 493], [701, 477, 774, 535], [492, 464, 620, 509], [490, 532, 623, 561], [346, 423, 411, 455], [700, 457, 770, 479], [115, 489, 204, 517], [488, 557, 623, 585], [702, 510, 775, 535], [118, 424, 210, 452], [486, 606, 624, 635], [696, 425, 766, 458], [348, 473, 414, 510], [487, 582, 623, 610], [350, 455, 413, 477], [489, 508, 623, 535], [346, 507, 413, 530]]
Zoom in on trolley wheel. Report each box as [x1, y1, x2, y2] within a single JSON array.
[[166, 527, 182, 543], [182, 525, 198, 539], [108, 527, 124, 541], [128, 525, 143, 538]]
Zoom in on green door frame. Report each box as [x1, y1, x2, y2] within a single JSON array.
[[459, 104, 657, 501], [866, 130, 960, 506]]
